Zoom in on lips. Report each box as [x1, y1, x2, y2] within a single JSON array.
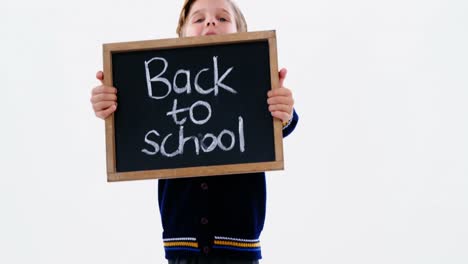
[[204, 31, 217, 35]]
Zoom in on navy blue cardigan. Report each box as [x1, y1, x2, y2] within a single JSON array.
[[158, 110, 299, 260]]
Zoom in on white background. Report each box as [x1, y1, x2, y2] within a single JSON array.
[[2, 0, 467, 263]]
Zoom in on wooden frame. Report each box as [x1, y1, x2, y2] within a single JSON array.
[[103, 30, 283, 182]]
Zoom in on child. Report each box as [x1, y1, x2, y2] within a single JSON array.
[[90, 0, 299, 263]]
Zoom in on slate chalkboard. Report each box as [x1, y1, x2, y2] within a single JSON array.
[[103, 31, 283, 181]]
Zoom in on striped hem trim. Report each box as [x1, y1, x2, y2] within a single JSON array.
[[163, 237, 197, 242], [165, 247, 200, 252], [164, 241, 199, 248], [214, 236, 260, 243], [213, 245, 261, 252], [213, 236, 261, 252], [163, 237, 200, 252]]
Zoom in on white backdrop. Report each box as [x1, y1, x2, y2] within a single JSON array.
[[2, 0, 467, 263]]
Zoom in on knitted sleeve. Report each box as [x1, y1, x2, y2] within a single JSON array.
[[282, 108, 299, 138]]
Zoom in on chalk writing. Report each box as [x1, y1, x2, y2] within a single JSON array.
[[141, 55, 245, 158], [145, 56, 237, 100], [166, 99, 212, 125], [141, 117, 245, 157]]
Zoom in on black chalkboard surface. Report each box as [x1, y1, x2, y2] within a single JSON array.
[[103, 31, 283, 182]]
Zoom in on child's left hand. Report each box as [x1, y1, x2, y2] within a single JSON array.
[[267, 68, 294, 123]]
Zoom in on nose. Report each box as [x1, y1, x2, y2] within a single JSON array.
[[206, 18, 216, 27]]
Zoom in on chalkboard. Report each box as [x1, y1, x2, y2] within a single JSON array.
[[103, 31, 283, 182]]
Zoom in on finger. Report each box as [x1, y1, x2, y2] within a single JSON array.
[[95, 104, 117, 120], [268, 104, 293, 114], [271, 111, 291, 123], [92, 101, 117, 112], [278, 68, 287, 88], [92, 85, 117, 96], [268, 87, 292, 97], [90, 93, 118, 104], [267, 96, 294, 106], [96, 71, 104, 84]]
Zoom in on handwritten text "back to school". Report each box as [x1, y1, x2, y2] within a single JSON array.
[[141, 56, 246, 158]]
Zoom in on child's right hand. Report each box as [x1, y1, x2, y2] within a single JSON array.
[[90, 71, 118, 119]]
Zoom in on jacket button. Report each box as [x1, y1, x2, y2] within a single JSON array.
[[203, 246, 211, 254], [200, 182, 208, 190], [200, 217, 209, 225]]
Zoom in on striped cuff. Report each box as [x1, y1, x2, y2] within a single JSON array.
[[282, 117, 292, 129]]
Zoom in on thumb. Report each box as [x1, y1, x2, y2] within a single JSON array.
[[278, 68, 287, 88], [96, 71, 104, 84]]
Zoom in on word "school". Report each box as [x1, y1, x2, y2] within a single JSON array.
[[141, 117, 245, 157]]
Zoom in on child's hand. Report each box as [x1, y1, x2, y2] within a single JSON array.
[[267, 68, 294, 123], [90, 71, 118, 119]]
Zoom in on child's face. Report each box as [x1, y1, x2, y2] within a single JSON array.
[[183, 0, 238, 37]]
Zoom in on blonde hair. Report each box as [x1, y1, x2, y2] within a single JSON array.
[[176, 0, 248, 37]]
